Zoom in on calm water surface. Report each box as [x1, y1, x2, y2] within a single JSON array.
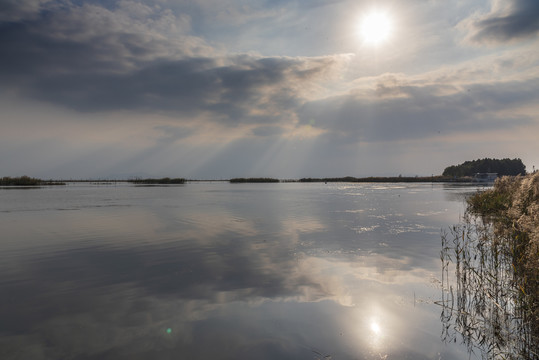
[[0, 182, 477, 359]]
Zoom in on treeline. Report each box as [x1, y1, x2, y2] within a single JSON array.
[[229, 178, 279, 183], [128, 177, 185, 184], [443, 158, 526, 177], [0, 176, 65, 186]]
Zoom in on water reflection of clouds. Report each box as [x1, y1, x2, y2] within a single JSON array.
[[0, 236, 443, 359], [172, 210, 260, 241], [0, 183, 475, 359]]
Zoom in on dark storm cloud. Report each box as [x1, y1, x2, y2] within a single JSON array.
[[0, 1, 187, 78], [20, 55, 333, 124], [0, 0, 338, 125], [0, 0, 47, 22], [298, 78, 537, 143], [0, 22, 135, 80], [467, 0, 539, 43]]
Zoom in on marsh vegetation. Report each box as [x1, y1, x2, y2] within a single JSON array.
[[229, 177, 279, 183], [127, 177, 185, 184], [0, 176, 65, 186], [440, 173, 539, 359]]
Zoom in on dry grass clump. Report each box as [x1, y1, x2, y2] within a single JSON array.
[[440, 173, 539, 358], [468, 173, 539, 257], [510, 173, 539, 251], [510, 174, 539, 334], [467, 172, 539, 345]]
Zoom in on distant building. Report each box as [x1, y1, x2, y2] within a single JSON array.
[[473, 173, 497, 183]]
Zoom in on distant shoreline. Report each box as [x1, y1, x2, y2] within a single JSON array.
[[294, 176, 473, 183], [2, 175, 484, 185]]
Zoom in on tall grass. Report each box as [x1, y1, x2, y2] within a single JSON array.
[[440, 172, 539, 359]]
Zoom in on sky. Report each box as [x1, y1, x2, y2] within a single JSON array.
[[1, 0, 538, 179]]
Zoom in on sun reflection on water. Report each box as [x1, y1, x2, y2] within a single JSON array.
[[352, 306, 391, 358], [370, 320, 381, 335], [368, 316, 385, 351]]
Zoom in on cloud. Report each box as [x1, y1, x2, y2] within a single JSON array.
[[0, 1, 209, 79], [251, 125, 286, 137], [0, 0, 344, 126], [0, 0, 50, 22], [153, 125, 195, 144], [462, 0, 539, 43], [2, 0, 539, 179], [13, 55, 338, 126], [298, 72, 538, 143]]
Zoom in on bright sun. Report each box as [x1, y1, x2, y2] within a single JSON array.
[[359, 11, 392, 45]]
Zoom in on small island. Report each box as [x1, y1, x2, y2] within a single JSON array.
[[229, 178, 280, 183], [442, 157, 526, 177], [127, 177, 185, 185], [0, 176, 65, 186]]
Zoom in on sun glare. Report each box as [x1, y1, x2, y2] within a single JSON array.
[[359, 11, 392, 45], [370, 321, 381, 335]]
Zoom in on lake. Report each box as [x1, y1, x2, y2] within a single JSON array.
[[0, 182, 477, 359]]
